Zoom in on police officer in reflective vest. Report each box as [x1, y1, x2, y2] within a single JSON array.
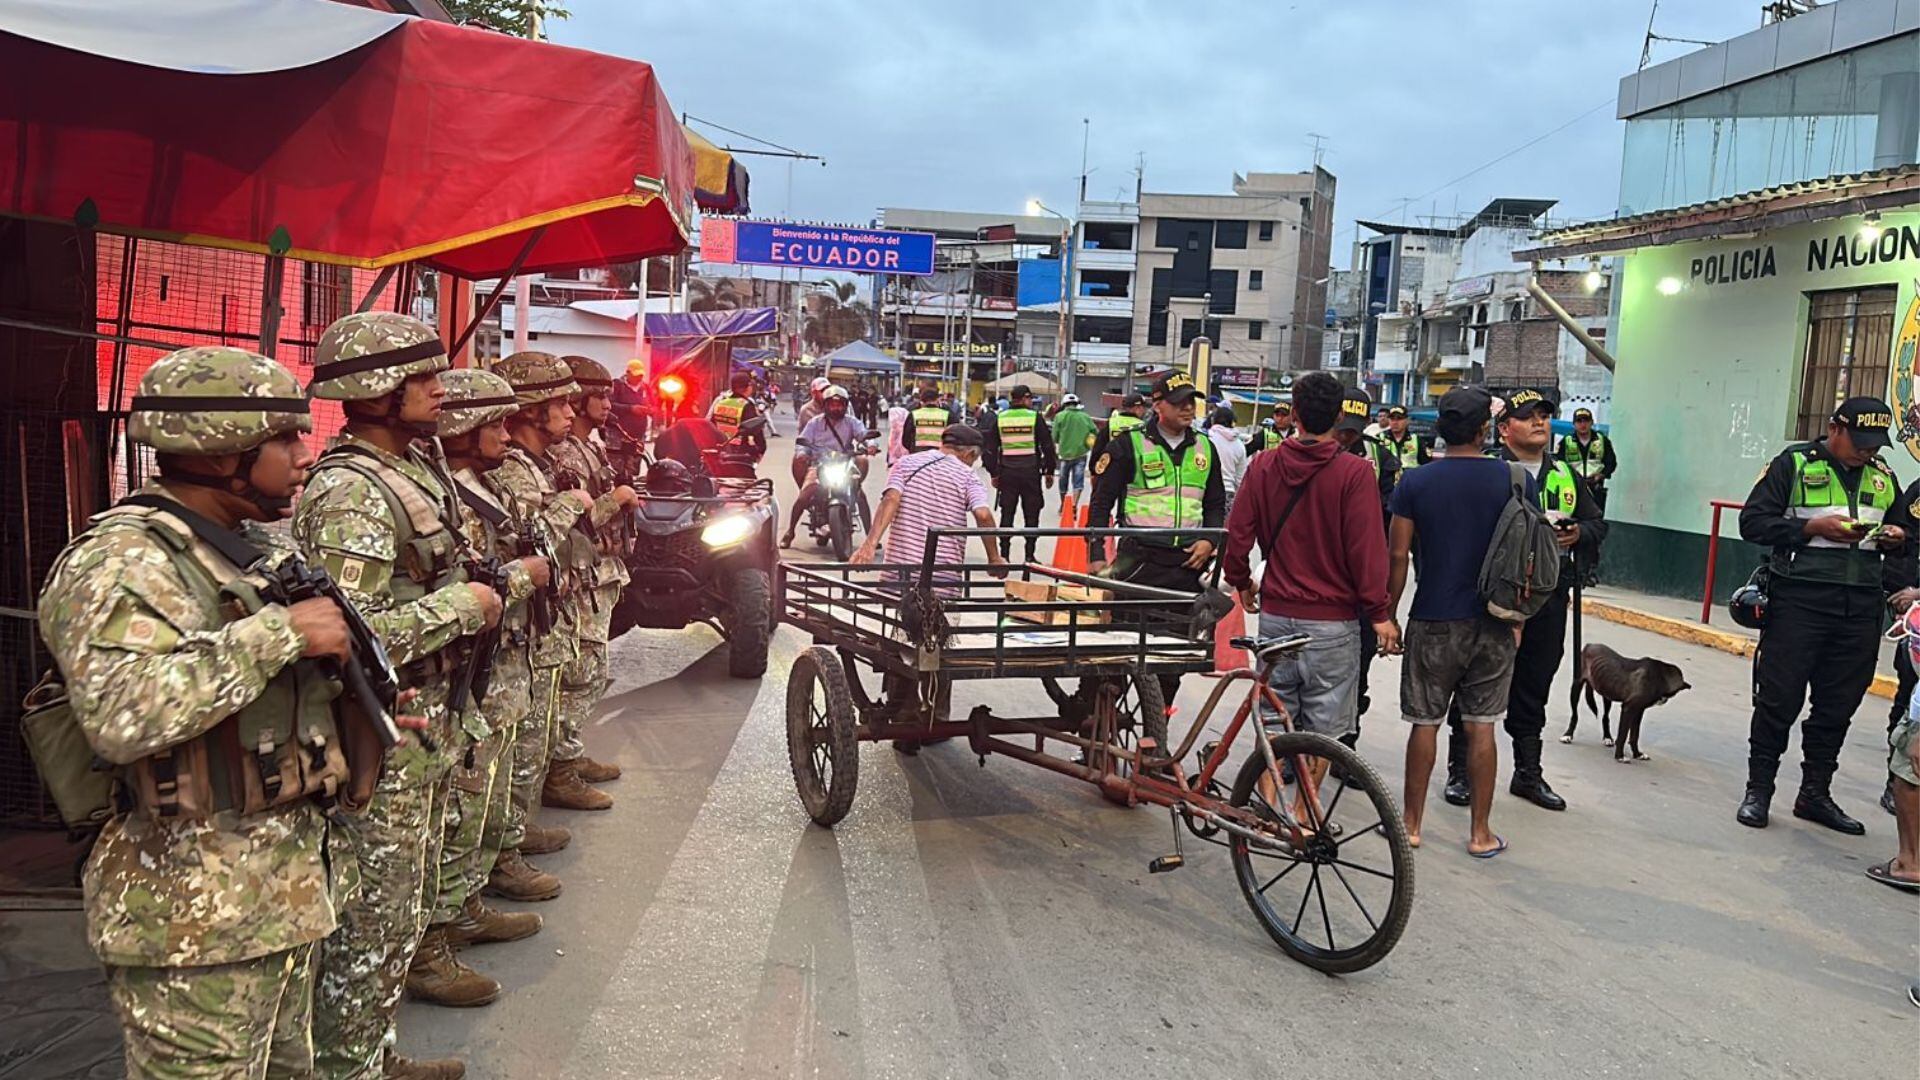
[[1444, 387, 1607, 812], [1381, 405, 1430, 471], [706, 370, 768, 460], [1558, 406, 1616, 510], [1736, 396, 1905, 834], [1087, 371, 1226, 704], [982, 383, 1057, 562], [1329, 390, 1400, 729], [910, 386, 951, 452]]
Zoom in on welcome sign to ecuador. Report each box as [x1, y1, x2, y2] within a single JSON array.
[[702, 219, 936, 276]]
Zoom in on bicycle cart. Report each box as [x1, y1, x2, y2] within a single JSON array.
[[777, 527, 1414, 974]]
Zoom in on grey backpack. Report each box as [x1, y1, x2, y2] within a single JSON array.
[[1477, 462, 1561, 623]]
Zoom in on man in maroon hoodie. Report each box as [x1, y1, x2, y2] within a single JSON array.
[[1224, 372, 1399, 746]]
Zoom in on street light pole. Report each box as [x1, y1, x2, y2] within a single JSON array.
[[1031, 200, 1074, 395]]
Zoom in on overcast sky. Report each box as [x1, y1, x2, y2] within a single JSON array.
[[553, 1, 1749, 268]]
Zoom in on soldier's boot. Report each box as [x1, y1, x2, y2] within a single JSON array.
[[520, 820, 572, 855], [575, 755, 622, 783], [405, 926, 502, 1008], [447, 894, 542, 948], [485, 849, 563, 902], [384, 1050, 466, 1079], [542, 758, 614, 811]]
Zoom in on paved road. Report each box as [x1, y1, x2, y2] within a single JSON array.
[[398, 414, 1918, 1079]]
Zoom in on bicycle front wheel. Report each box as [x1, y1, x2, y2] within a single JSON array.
[[1226, 733, 1413, 974]]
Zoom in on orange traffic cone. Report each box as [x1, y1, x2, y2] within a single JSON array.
[[1211, 601, 1250, 675], [1051, 494, 1087, 573]]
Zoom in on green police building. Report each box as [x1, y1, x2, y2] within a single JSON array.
[[1519, 5, 1919, 600]]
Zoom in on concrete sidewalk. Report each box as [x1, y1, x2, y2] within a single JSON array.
[[1582, 583, 1903, 698]]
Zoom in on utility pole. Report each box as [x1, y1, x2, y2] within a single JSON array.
[[960, 247, 977, 408]]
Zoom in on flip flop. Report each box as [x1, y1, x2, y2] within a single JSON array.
[[1468, 835, 1509, 859], [1866, 860, 1920, 893]]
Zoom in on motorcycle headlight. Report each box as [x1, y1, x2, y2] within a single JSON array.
[[701, 514, 755, 548], [819, 462, 851, 485]]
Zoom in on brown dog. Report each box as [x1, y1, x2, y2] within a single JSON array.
[[1561, 644, 1690, 762]]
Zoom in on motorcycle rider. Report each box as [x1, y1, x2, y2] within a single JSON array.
[[782, 385, 874, 547], [793, 376, 833, 485], [708, 370, 769, 460]]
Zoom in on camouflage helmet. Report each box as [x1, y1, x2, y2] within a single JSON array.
[[129, 346, 312, 454], [562, 355, 613, 395], [495, 351, 579, 407], [309, 312, 449, 401], [437, 368, 519, 438]]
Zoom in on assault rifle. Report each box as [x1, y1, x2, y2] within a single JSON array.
[[268, 558, 422, 753], [449, 554, 509, 716]]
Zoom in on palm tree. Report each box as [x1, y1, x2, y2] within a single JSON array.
[[801, 278, 872, 353]]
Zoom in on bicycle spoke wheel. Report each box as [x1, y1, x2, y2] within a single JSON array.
[[1227, 732, 1413, 973]]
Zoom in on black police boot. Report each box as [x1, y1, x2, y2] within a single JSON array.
[[1883, 777, 1898, 816], [1736, 785, 1772, 829], [1508, 737, 1567, 811], [1792, 789, 1866, 836], [1441, 733, 1470, 805]]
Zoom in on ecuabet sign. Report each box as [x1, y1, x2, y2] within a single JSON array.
[[702, 219, 935, 276]]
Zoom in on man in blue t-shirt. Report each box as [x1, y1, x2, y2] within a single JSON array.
[[1386, 387, 1531, 858]]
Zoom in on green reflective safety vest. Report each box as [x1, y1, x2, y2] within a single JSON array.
[[711, 394, 748, 437], [997, 408, 1038, 457], [1109, 413, 1144, 437], [1121, 430, 1212, 547], [1384, 433, 1423, 470], [1559, 433, 1609, 479], [1537, 459, 1580, 516], [912, 407, 949, 450], [1774, 447, 1898, 587], [1359, 437, 1389, 481]]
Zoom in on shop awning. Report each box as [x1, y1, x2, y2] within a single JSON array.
[[684, 126, 751, 215], [0, 0, 697, 278], [644, 307, 779, 340]]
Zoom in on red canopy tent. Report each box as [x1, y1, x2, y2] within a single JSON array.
[[0, 4, 698, 278]]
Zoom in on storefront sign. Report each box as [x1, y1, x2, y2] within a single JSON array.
[[903, 340, 1001, 358], [1685, 225, 1920, 288], [702, 219, 935, 276]]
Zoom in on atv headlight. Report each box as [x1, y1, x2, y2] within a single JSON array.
[[701, 514, 755, 548], [818, 462, 851, 485]]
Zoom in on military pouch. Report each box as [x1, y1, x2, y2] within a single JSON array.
[[20, 671, 115, 830]]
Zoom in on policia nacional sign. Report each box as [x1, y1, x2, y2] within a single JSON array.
[[1686, 223, 1920, 287]]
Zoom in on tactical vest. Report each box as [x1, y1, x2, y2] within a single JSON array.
[[711, 394, 747, 437], [1559, 433, 1609, 479], [26, 503, 355, 826], [312, 446, 467, 682], [1122, 430, 1212, 547], [997, 408, 1038, 458], [1385, 433, 1423, 470], [1773, 446, 1898, 586], [1109, 413, 1144, 437], [454, 475, 532, 642], [912, 407, 949, 450]]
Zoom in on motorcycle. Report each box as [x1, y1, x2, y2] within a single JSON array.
[[799, 439, 875, 562], [612, 416, 778, 678]]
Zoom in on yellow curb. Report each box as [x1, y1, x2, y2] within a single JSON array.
[[1581, 598, 1898, 700]]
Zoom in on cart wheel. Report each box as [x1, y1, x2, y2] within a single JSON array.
[[1088, 671, 1168, 806], [786, 646, 860, 826], [1225, 733, 1412, 973]]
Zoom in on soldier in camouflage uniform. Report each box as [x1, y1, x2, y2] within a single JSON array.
[[485, 352, 598, 897], [36, 347, 369, 1078], [296, 313, 504, 1080], [546, 354, 636, 799], [406, 369, 548, 1009]]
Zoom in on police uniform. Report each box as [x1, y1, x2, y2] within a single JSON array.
[[35, 348, 347, 1080], [982, 389, 1057, 561], [1558, 410, 1616, 511], [1335, 392, 1399, 730], [1086, 374, 1226, 704], [707, 387, 768, 457], [1380, 408, 1430, 473], [910, 399, 951, 452], [1736, 397, 1901, 832], [1439, 389, 1606, 810]]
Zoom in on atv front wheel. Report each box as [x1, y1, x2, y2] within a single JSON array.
[[727, 567, 772, 679]]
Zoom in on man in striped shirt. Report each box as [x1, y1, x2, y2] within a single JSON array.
[[853, 424, 1007, 579]]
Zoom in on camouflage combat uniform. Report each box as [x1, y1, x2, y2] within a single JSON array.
[[490, 353, 593, 851], [34, 348, 336, 1079], [296, 314, 488, 1079], [549, 355, 632, 782], [420, 370, 541, 966]]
